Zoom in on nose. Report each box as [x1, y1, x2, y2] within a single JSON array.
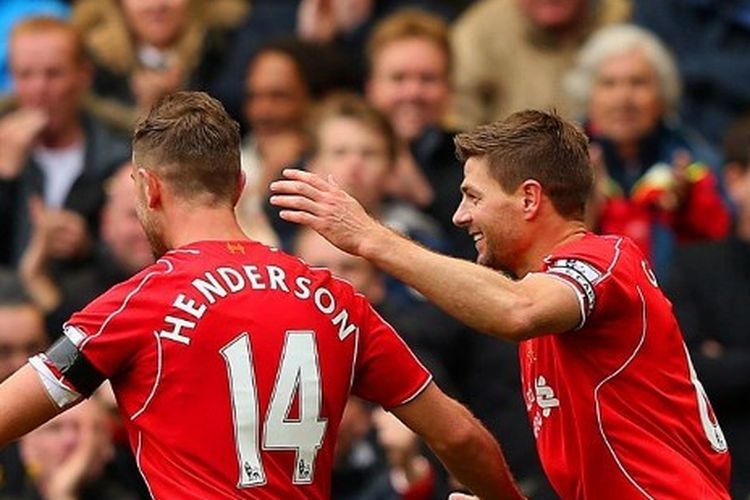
[[452, 199, 470, 228]]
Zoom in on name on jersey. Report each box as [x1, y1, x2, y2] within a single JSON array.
[[157, 264, 359, 345]]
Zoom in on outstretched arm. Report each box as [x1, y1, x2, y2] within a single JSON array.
[[390, 383, 526, 500], [0, 363, 65, 447], [270, 169, 581, 341]]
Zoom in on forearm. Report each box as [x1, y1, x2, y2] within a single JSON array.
[[359, 227, 530, 340], [429, 408, 525, 500]]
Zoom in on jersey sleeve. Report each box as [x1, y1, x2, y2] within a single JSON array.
[[543, 237, 634, 330], [351, 301, 432, 409], [31, 264, 167, 403]]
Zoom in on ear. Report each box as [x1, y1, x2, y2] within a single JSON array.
[[137, 168, 162, 209], [233, 170, 247, 207], [519, 179, 543, 220]]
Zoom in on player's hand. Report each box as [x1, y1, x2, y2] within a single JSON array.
[[448, 494, 478, 500], [269, 168, 389, 257], [0, 108, 47, 180]]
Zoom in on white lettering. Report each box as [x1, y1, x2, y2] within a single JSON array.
[[193, 272, 228, 304], [332, 309, 358, 340], [243, 265, 266, 290], [218, 267, 245, 293], [267, 266, 289, 292], [173, 294, 206, 319], [314, 287, 335, 314], [158, 315, 195, 345], [295, 277, 312, 299]]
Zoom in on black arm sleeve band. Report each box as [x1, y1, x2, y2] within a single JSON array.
[[44, 336, 106, 397]]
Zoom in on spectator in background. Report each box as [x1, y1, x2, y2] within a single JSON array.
[[0, 398, 139, 500], [0, 280, 48, 382], [71, 0, 247, 113], [237, 38, 315, 246], [666, 115, 750, 499], [365, 10, 473, 259], [634, 0, 750, 148], [0, 0, 69, 93], [209, 0, 452, 124], [565, 24, 730, 278], [451, 0, 630, 130], [268, 93, 445, 252], [0, 17, 131, 269], [19, 162, 154, 336]]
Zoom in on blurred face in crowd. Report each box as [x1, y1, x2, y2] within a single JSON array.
[[367, 37, 450, 143], [20, 400, 111, 484], [588, 48, 665, 148], [311, 116, 391, 211], [453, 157, 526, 273], [245, 51, 310, 138], [122, 0, 190, 49], [0, 305, 47, 381], [726, 164, 750, 239], [295, 229, 384, 304], [10, 29, 90, 140], [517, 0, 587, 31], [102, 164, 154, 275]]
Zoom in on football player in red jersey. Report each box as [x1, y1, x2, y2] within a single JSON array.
[[270, 109, 732, 499], [0, 91, 523, 500]]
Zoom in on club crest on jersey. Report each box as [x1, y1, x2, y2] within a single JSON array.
[[227, 242, 246, 254], [527, 375, 560, 438]]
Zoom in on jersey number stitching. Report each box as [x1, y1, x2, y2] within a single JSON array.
[[221, 331, 328, 488]]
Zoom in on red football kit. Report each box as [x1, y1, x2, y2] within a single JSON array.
[[30, 240, 431, 499], [520, 233, 731, 499]]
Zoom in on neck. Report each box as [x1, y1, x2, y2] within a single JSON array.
[[165, 205, 249, 249], [515, 219, 588, 277], [40, 123, 84, 149], [615, 140, 640, 162]]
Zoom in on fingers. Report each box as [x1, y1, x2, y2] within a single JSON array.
[[276, 168, 336, 193]]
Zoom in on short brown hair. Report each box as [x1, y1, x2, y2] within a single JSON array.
[[455, 110, 592, 219], [366, 9, 452, 74], [309, 92, 397, 163], [133, 91, 241, 205], [10, 16, 87, 66]]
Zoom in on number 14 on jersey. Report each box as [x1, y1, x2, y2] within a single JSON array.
[[221, 331, 328, 487]]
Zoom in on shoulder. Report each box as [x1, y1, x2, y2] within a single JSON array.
[[546, 233, 631, 274], [72, 258, 177, 322]]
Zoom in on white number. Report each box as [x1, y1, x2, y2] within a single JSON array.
[[221, 331, 328, 488], [683, 344, 727, 452]]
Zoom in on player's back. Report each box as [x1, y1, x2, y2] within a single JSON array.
[[64, 240, 430, 499]]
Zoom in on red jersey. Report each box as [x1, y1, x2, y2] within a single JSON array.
[[34, 241, 431, 499], [520, 233, 731, 499]]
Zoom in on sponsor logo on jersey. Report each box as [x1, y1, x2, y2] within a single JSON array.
[[528, 375, 560, 438]]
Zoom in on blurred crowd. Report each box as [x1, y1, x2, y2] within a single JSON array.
[[0, 0, 748, 499]]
